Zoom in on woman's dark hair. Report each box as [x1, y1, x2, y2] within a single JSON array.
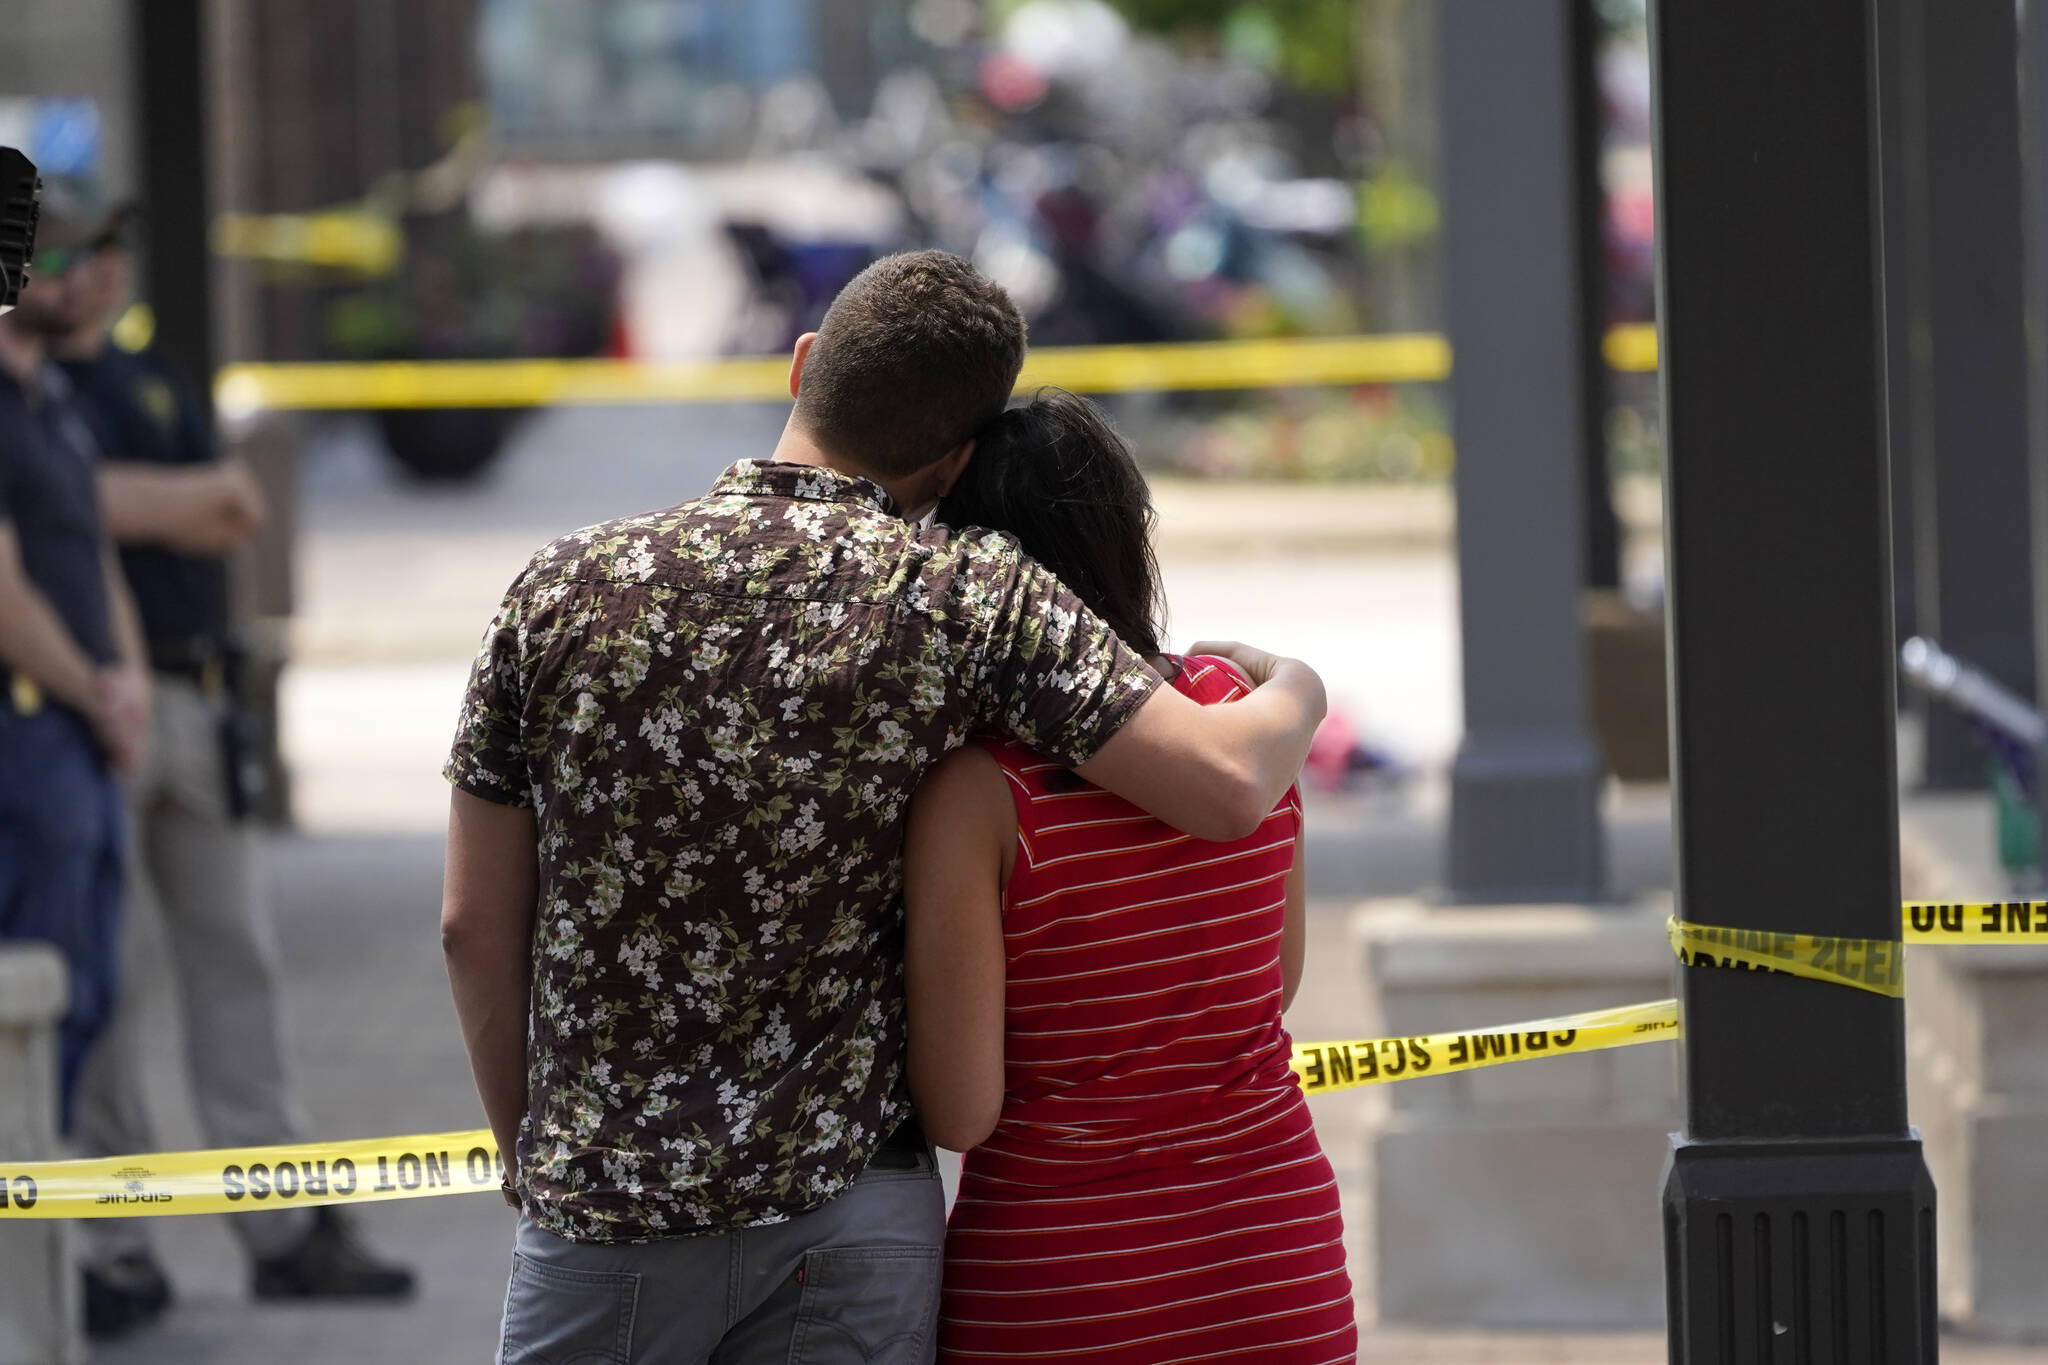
[[939, 388, 1166, 657]]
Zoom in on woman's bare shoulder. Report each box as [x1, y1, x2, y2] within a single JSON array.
[[910, 743, 1013, 824], [907, 743, 1018, 888]]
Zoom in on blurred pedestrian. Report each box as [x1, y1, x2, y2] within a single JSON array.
[[0, 189, 149, 1147], [52, 202, 416, 1340], [440, 251, 1326, 1362]]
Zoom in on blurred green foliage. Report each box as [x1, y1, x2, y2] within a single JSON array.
[[1139, 385, 1452, 482], [1102, 0, 1358, 94], [1356, 161, 1438, 251], [1594, 0, 1648, 30]]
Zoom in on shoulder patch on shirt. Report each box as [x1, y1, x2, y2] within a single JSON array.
[[135, 376, 179, 433]]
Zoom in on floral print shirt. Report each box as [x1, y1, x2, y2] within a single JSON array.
[[446, 459, 1160, 1242]]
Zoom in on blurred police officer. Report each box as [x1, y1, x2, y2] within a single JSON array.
[[55, 204, 415, 1339], [0, 190, 150, 1149]]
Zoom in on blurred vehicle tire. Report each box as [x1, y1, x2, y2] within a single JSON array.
[[374, 407, 525, 482]]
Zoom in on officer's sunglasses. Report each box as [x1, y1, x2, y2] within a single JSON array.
[[29, 245, 76, 279], [28, 234, 122, 283]]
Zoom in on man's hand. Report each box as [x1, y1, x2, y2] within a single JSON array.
[[173, 461, 267, 555], [1185, 640, 1288, 687], [101, 460, 267, 557], [214, 459, 268, 530], [1077, 647, 1325, 842], [90, 663, 152, 776]]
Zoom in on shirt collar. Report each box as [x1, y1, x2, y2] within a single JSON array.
[[709, 459, 900, 518]]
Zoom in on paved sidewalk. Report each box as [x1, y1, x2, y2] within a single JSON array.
[[91, 832, 507, 1364]]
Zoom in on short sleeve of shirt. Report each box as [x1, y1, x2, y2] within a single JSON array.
[[444, 571, 535, 808], [962, 534, 1163, 768]]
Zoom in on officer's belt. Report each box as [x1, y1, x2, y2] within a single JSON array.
[[148, 636, 229, 695]]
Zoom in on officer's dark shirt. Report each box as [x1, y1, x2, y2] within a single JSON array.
[[59, 346, 227, 655], [0, 361, 115, 668]]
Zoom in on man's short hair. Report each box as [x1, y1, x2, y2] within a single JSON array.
[[793, 250, 1026, 479]]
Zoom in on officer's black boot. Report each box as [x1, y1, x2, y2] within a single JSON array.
[[251, 1206, 417, 1302]]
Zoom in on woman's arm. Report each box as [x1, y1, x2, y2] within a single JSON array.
[[902, 746, 1015, 1152], [1281, 826, 1307, 1013]]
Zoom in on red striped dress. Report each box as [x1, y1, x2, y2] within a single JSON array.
[[937, 656, 1356, 1365]]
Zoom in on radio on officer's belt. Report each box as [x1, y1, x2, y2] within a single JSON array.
[[0, 147, 40, 316]]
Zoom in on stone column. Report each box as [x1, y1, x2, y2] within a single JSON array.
[[1440, 0, 1607, 904]]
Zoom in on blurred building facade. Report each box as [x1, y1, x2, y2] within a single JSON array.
[[480, 0, 920, 151], [211, 0, 482, 363], [0, 0, 137, 192]]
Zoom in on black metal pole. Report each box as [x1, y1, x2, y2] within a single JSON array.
[[131, 0, 216, 416], [1650, 0, 1937, 1359]]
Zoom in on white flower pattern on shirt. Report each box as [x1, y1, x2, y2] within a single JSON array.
[[445, 459, 1159, 1243]]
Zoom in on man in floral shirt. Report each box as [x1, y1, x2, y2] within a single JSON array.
[[442, 251, 1326, 1363]]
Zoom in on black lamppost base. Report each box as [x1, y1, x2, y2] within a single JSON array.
[[1662, 1134, 1938, 1363]]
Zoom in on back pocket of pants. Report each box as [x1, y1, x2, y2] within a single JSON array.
[[499, 1252, 639, 1365], [790, 1246, 941, 1365]]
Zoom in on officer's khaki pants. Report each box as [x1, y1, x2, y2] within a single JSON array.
[[73, 675, 314, 1261]]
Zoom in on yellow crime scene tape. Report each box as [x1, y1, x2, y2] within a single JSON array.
[[1665, 899, 2048, 999], [0, 1001, 1684, 1218], [1902, 897, 2048, 943], [1287, 997, 1680, 1099], [11, 895, 2045, 1218], [1668, 917, 1906, 997], [210, 325, 1662, 413], [1294, 899, 2048, 1101], [0, 1131, 502, 1220]]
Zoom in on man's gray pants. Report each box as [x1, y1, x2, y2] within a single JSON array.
[[71, 676, 314, 1260], [499, 1150, 945, 1365]]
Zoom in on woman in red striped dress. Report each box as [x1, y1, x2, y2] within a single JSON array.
[[904, 389, 1355, 1364]]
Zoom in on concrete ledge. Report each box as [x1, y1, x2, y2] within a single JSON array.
[[1151, 480, 1453, 555], [1898, 803, 1999, 1325], [1941, 943, 2048, 974], [1359, 901, 1678, 1124], [1375, 1120, 1671, 1327], [0, 946, 65, 1027], [1356, 898, 1677, 1327], [1145, 473, 1663, 557], [0, 944, 77, 1364], [1965, 1103, 2048, 1341], [1356, 901, 1673, 992]]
